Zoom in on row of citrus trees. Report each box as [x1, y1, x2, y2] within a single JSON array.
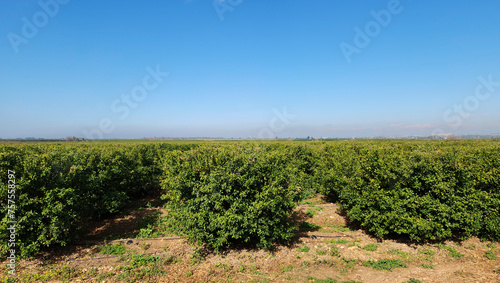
[[160, 143, 315, 251], [1, 140, 499, 257], [0, 142, 198, 257], [314, 140, 500, 242]]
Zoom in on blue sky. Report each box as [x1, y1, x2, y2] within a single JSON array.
[[1, 0, 499, 139]]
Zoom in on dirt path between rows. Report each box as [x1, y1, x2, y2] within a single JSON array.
[[2, 196, 499, 282]]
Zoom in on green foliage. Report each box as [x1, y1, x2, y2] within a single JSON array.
[[403, 279, 422, 283], [421, 263, 434, 269], [0, 142, 194, 257], [362, 259, 408, 271], [114, 252, 166, 282], [387, 249, 408, 257], [305, 209, 316, 217], [325, 239, 349, 245], [448, 249, 464, 258], [100, 242, 127, 255], [484, 250, 496, 260], [297, 245, 311, 253], [97, 271, 116, 281], [362, 243, 379, 251], [315, 140, 500, 242], [136, 211, 163, 238], [281, 265, 294, 272], [129, 254, 162, 267], [56, 266, 80, 280], [329, 245, 341, 257], [307, 277, 361, 283], [320, 224, 351, 233], [438, 244, 464, 258], [160, 144, 305, 251], [315, 249, 327, 255], [3, 139, 500, 257], [419, 247, 435, 255]]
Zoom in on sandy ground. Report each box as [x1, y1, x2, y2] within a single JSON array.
[[2, 196, 499, 283]]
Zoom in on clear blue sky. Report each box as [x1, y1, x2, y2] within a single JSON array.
[[1, 0, 499, 139]]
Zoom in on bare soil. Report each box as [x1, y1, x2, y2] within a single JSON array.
[[2, 195, 499, 283]]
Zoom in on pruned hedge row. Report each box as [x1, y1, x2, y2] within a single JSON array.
[[0, 142, 198, 257], [1, 140, 499, 257], [314, 140, 500, 242], [159, 144, 314, 251]]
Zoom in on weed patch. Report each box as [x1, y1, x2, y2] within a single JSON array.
[[362, 259, 408, 271], [362, 243, 379, 252], [297, 245, 311, 253], [100, 242, 126, 255], [438, 244, 464, 258], [484, 250, 496, 260]]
